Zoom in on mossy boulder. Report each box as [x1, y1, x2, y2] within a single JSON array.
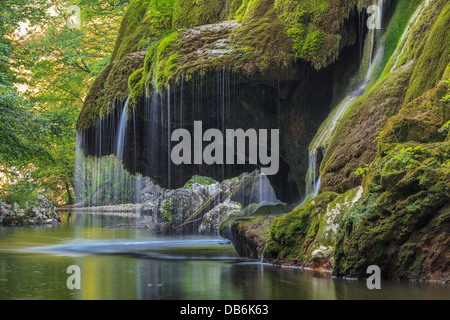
[[333, 141, 450, 282], [318, 0, 450, 194], [264, 187, 364, 269], [219, 202, 295, 259], [0, 196, 61, 226]]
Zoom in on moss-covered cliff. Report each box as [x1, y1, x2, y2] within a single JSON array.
[[261, 0, 450, 282], [77, 0, 449, 282], [320, 0, 449, 194], [77, 0, 373, 130]]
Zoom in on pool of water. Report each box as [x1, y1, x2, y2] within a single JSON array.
[[0, 212, 449, 300]]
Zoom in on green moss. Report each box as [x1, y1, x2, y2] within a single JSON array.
[[404, 1, 450, 102], [319, 60, 413, 193], [378, 82, 449, 153], [264, 192, 337, 262], [128, 67, 145, 107], [379, 0, 422, 78], [110, 0, 153, 63], [333, 140, 450, 278], [272, 0, 359, 69], [251, 203, 296, 217], [228, 0, 244, 19], [218, 202, 293, 235], [183, 175, 217, 189], [162, 199, 174, 222], [173, 0, 231, 29]]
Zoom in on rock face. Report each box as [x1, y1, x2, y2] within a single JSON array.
[[264, 0, 450, 282], [263, 187, 364, 268], [152, 176, 246, 234], [219, 203, 296, 260], [0, 195, 61, 226], [76, 0, 367, 201], [198, 202, 241, 234], [75, 0, 450, 283]]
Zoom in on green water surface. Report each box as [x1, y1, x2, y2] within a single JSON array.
[[0, 212, 449, 300]]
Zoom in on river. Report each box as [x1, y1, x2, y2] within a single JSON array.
[[0, 212, 449, 300]]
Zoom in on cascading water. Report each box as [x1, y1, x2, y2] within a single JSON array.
[[114, 97, 129, 204], [389, 0, 430, 73], [74, 98, 146, 209], [304, 0, 386, 198], [75, 63, 290, 235], [305, 148, 326, 198]]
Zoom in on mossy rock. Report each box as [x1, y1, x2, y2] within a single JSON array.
[[378, 81, 449, 152], [77, 51, 146, 130], [219, 201, 295, 259], [333, 141, 450, 282], [264, 186, 364, 265], [317, 0, 450, 194], [319, 60, 414, 194], [78, 0, 377, 130]]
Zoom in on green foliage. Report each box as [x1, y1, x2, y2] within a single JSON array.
[[162, 199, 174, 222], [0, 0, 128, 204], [404, 1, 450, 103], [355, 166, 369, 178], [0, 181, 38, 209], [264, 192, 337, 261], [334, 140, 450, 278], [380, 0, 422, 78], [183, 175, 217, 189], [0, 84, 48, 165], [147, 0, 178, 34]]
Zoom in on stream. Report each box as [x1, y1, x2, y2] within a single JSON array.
[[0, 212, 449, 300]]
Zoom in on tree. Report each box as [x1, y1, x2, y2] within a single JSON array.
[[1, 0, 129, 204]]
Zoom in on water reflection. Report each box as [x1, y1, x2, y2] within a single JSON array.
[[0, 212, 449, 300]]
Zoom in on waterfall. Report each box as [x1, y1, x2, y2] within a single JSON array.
[[305, 1, 386, 198], [305, 148, 325, 198], [390, 0, 430, 73], [114, 97, 129, 204], [167, 88, 172, 189], [74, 97, 145, 208]]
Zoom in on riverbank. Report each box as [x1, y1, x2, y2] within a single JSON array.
[[57, 203, 147, 216], [0, 196, 61, 226]]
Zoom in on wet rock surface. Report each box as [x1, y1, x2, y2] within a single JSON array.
[[1, 195, 61, 226]]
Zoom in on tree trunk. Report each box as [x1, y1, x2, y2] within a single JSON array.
[[65, 181, 74, 204]]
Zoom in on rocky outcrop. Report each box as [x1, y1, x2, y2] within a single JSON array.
[[198, 201, 241, 234], [319, 0, 450, 195], [152, 175, 250, 234], [263, 187, 364, 269], [76, 0, 372, 201], [0, 195, 61, 226], [219, 202, 296, 260], [333, 141, 449, 283], [74, 0, 450, 283]]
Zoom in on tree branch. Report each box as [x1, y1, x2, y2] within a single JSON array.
[[71, 61, 90, 74], [47, 80, 84, 103]]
